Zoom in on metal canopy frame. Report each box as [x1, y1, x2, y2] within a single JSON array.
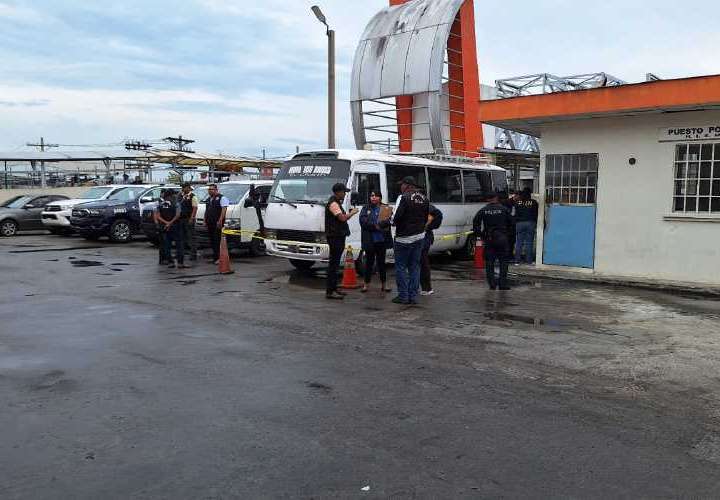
[[495, 72, 626, 99]]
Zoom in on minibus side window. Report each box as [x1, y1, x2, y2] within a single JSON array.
[[491, 171, 509, 197], [463, 171, 494, 202], [428, 168, 463, 203], [353, 173, 381, 206], [386, 164, 428, 202]]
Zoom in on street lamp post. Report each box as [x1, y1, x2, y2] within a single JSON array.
[[311, 5, 335, 149]]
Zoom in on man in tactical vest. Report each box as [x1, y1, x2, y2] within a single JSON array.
[[204, 183, 230, 265], [179, 182, 198, 262], [155, 188, 186, 269], [391, 176, 430, 305], [325, 183, 359, 300], [473, 191, 513, 290]]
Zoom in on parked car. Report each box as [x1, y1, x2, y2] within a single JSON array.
[[1, 195, 26, 208], [141, 181, 273, 255], [69, 185, 176, 242], [42, 185, 137, 235], [0, 194, 70, 237]]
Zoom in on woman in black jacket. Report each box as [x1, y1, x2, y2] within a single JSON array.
[[359, 191, 393, 293]]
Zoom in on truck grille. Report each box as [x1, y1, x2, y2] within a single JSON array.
[[276, 229, 320, 243]]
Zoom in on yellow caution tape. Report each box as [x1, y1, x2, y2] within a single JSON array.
[[223, 228, 474, 245]]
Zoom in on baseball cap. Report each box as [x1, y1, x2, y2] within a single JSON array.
[[332, 183, 351, 193]]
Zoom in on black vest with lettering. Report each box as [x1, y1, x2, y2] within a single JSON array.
[[158, 199, 176, 221], [325, 196, 350, 239], [205, 194, 223, 223], [180, 193, 195, 220], [395, 190, 430, 239]]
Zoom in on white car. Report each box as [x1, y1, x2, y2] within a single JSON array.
[[195, 180, 274, 255], [41, 185, 137, 235]]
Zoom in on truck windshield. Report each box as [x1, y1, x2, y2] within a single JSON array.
[[269, 160, 351, 204], [108, 187, 147, 201], [80, 187, 113, 199]]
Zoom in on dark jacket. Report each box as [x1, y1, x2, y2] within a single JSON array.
[[359, 204, 393, 251], [424, 205, 443, 248], [515, 198, 539, 223], [473, 202, 513, 246], [393, 189, 429, 239]]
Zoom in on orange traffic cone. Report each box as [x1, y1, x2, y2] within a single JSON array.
[[474, 238, 485, 269], [340, 246, 360, 290], [218, 233, 234, 275]]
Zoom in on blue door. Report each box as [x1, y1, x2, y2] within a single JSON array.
[[542, 154, 598, 269]]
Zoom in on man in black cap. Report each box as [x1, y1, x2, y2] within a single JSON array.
[[391, 176, 429, 304], [155, 188, 187, 269], [473, 191, 513, 290], [179, 182, 198, 262], [325, 182, 359, 300]]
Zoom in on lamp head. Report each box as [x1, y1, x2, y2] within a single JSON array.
[[311, 5, 327, 26]]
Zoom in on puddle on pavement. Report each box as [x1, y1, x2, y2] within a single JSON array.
[[9, 246, 104, 254], [71, 260, 104, 267]]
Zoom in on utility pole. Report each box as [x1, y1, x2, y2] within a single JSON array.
[[26, 137, 59, 188], [163, 135, 196, 153], [125, 140, 152, 151]]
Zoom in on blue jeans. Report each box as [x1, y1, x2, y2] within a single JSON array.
[[515, 221, 536, 264], [394, 239, 424, 303]]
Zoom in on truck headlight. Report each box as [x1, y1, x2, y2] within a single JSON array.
[[88, 209, 103, 216], [264, 229, 278, 240], [314, 233, 327, 244], [224, 218, 241, 229]]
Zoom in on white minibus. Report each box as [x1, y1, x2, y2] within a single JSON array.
[[264, 150, 508, 270]]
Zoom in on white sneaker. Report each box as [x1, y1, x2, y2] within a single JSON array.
[[420, 290, 434, 296]]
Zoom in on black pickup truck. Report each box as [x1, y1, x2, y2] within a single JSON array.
[[70, 185, 175, 242]]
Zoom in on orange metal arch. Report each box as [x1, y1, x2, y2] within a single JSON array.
[[389, 0, 483, 156]]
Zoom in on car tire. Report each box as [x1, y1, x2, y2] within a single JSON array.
[[109, 219, 132, 243], [453, 234, 476, 260], [0, 219, 18, 237], [290, 259, 315, 271]]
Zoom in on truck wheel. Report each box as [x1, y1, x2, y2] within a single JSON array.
[[248, 236, 266, 257], [109, 219, 132, 243], [453, 234, 476, 260], [290, 259, 315, 271], [0, 219, 18, 237]]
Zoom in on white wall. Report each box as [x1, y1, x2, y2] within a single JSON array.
[[0, 187, 88, 204], [539, 110, 720, 286]]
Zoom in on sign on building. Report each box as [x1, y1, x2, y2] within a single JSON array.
[[658, 126, 720, 142]]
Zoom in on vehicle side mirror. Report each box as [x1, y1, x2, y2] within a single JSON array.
[[350, 192, 360, 206], [139, 196, 153, 203], [24, 204, 36, 209]]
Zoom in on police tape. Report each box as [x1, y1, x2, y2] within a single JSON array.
[[222, 228, 474, 245]]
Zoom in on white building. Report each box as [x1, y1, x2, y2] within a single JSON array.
[[480, 74, 720, 286]]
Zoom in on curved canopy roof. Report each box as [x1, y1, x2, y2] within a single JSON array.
[[351, 0, 464, 101]]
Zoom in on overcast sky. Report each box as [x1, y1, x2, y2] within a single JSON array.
[[1, 0, 719, 157]]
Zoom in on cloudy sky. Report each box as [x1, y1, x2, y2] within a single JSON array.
[[1, 0, 719, 157]]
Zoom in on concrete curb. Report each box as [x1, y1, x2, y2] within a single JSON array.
[[509, 266, 720, 298]]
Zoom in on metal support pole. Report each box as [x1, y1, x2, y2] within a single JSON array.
[[328, 29, 336, 149]]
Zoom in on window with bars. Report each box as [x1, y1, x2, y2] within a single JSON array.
[[545, 154, 598, 205], [673, 143, 720, 213]]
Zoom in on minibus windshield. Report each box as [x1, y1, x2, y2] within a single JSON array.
[[269, 160, 351, 204]]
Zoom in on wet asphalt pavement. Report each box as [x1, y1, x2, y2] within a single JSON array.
[[2, 233, 720, 499]]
